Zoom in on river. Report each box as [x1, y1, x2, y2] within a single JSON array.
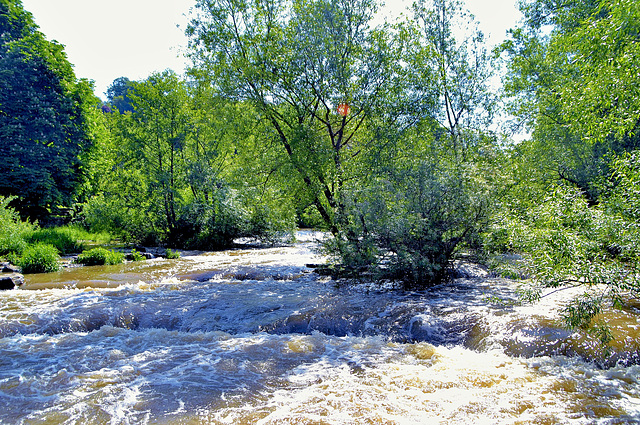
[[1, 231, 639, 424]]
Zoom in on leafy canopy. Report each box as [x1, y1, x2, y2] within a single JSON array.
[[0, 0, 98, 220]]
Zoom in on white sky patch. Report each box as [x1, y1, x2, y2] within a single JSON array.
[[21, 0, 521, 101], [21, 0, 194, 98]]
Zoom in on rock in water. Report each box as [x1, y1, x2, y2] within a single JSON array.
[[0, 274, 24, 290], [1, 262, 20, 273]]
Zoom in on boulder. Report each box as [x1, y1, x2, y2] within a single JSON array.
[[1, 262, 20, 273], [0, 273, 24, 290]]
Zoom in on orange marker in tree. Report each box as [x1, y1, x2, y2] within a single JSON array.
[[337, 103, 350, 116]]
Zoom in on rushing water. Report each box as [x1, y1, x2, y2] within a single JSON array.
[[1, 231, 639, 424]]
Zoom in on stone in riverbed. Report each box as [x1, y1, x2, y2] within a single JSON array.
[[1, 262, 20, 273], [0, 273, 24, 290]]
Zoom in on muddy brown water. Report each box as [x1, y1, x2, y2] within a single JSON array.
[[1, 231, 639, 423]]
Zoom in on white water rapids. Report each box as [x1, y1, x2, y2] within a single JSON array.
[[0, 231, 639, 424]]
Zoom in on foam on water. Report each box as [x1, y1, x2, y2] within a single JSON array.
[[1, 232, 639, 423]]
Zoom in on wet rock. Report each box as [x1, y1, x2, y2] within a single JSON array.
[[452, 260, 489, 279], [125, 251, 155, 261], [177, 270, 222, 282], [1, 262, 20, 273], [0, 273, 24, 290]]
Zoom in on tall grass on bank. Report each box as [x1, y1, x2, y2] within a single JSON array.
[[25, 225, 113, 255], [0, 196, 34, 258]]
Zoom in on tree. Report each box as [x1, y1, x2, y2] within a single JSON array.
[[411, 0, 495, 158], [555, 0, 640, 142], [129, 70, 192, 237], [105, 76, 135, 114], [83, 71, 294, 247], [0, 0, 97, 220], [493, 0, 640, 342], [187, 0, 412, 234], [186, 0, 500, 285], [324, 0, 499, 285], [499, 0, 640, 204]]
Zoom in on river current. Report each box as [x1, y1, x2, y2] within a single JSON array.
[[1, 231, 639, 424]]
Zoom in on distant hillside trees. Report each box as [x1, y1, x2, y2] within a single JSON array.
[[106, 77, 135, 114]]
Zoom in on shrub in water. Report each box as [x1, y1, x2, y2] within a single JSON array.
[[165, 248, 180, 259], [19, 243, 60, 274], [129, 249, 146, 261], [326, 162, 491, 287], [76, 247, 124, 266]]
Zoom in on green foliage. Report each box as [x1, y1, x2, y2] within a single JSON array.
[[129, 249, 146, 262], [82, 191, 159, 245], [76, 247, 124, 266], [21, 224, 112, 256], [314, 0, 498, 286], [165, 249, 180, 260], [555, 0, 640, 142], [83, 72, 294, 248], [499, 0, 640, 204], [329, 154, 494, 286], [0, 196, 34, 257], [173, 197, 244, 250], [187, 0, 414, 234], [605, 152, 640, 223], [18, 243, 60, 274], [0, 1, 98, 220], [495, 0, 640, 340], [25, 227, 84, 255], [106, 76, 135, 114], [498, 186, 631, 286], [490, 167, 640, 341], [411, 0, 495, 153]]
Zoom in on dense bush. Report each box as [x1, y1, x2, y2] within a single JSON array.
[[83, 184, 294, 250], [326, 161, 492, 287], [19, 243, 60, 274], [76, 247, 124, 266], [487, 151, 640, 343], [81, 193, 159, 245], [173, 197, 245, 250], [168, 186, 294, 249]]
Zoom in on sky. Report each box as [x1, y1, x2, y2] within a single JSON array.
[[20, 0, 522, 100]]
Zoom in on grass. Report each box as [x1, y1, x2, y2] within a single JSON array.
[[76, 247, 124, 266], [26, 225, 113, 254], [19, 243, 60, 274], [26, 227, 84, 255]]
